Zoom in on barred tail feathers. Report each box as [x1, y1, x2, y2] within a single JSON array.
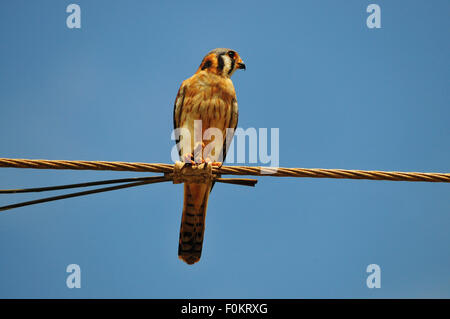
[[178, 182, 211, 265]]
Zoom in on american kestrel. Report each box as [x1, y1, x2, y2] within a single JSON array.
[[173, 48, 246, 264]]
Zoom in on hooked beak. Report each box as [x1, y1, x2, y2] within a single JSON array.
[[236, 57, 246, 70], [237, 62, 246, 70]]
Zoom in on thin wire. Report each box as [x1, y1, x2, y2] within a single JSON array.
[[0, 176, 171, 212], [0, 176, 168, 193]]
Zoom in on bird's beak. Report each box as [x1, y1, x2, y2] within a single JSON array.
[[236, 58, 246, 70]]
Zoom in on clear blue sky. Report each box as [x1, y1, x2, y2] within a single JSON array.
[[0, 0, 449, 298]]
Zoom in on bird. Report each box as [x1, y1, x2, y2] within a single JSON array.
[[173, 48, 246, 264]]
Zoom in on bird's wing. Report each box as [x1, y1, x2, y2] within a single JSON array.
[[173, 81, 187, 158], [221, 97, 238, 163]]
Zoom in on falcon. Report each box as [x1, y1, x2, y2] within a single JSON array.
[[173, 48, 246, 264]]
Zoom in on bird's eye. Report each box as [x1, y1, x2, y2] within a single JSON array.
[[228, 51, 235, 58]]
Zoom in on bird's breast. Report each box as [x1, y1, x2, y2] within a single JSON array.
[[182, 74, 235, 131]]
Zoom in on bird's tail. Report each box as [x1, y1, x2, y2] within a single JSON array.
[[178, 182, 212, 265]]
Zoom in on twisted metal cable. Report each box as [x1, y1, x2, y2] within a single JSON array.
[[0, 158, 449, 183], [0, 158, 174, 173]]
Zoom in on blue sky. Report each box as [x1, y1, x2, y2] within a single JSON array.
[[0, 0, 449, 298]]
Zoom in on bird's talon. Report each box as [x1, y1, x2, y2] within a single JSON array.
[[183, 153, 196, 165]]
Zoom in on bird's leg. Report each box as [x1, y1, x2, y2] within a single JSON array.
[[193, 142, 205, 164], [182, 153, 196, 165]]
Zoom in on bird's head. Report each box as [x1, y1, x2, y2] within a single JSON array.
[[197, 48, 246, 77]]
